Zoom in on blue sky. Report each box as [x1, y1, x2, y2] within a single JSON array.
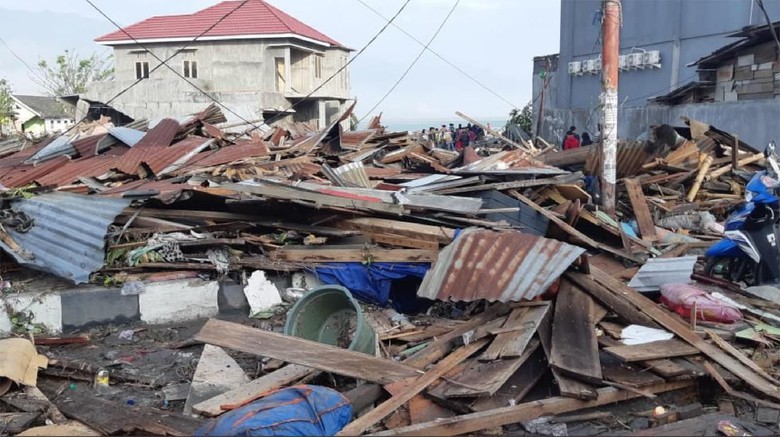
[[0, 0, 561, 122]]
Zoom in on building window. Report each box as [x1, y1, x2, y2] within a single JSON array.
[[135, 61, 150, 79], [314, 55, 323, 79], [183, 60, 198, 79], [275, 57, 286, 92], [340, 56, 348, 89]]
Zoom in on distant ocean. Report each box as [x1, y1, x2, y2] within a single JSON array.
[[363, 118, 509, 133]]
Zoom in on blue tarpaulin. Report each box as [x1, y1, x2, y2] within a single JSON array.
[[313, 262, 430, 306], [195, 385, 351, 436]]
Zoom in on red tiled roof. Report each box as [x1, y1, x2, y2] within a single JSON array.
[[95, 0, 345, 48]]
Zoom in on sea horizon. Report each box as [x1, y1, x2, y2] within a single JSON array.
[[360, 117, 510, 133]]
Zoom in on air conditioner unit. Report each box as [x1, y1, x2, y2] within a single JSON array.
[[618, 55, 628, 71], [568, 61, 583, 75], [644, 50, 661, 68], [582, 59, 593, 74], [628, 53, 644, 70], [594, 57, 602, 73]]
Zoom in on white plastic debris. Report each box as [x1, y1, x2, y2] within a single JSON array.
[[244, 270, 283, 318], [621, 325, 674, 345]]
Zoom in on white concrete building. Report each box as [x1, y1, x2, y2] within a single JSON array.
[[85, 0, 353, 128], [11, 95, 75, 139]]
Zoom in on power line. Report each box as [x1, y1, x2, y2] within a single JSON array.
[[358, 0, 461, 123], [0, 37, 48, 84], [0, 0, 253, 181], [356, 0, 521, 111], [242, 0, 413, 134], [82, 0, 414, 189]]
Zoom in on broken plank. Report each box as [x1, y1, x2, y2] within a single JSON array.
[[372, 381, 694, 436], [37, 379, 201, 436], [624, 178, 657, 242], [480, 304, 549, 361], [589, 266, 780, 401], [641, 359, 690, 378], [0, 412, 40, 434], [270, 247, 437, 263], [436, 339, 541, 398], [337, 338, 491, 436], [403, 304, 511, 370], [601, 353, 665, 388], [604, 339, 699, 362], [510, 191, 642, 264], [706, 329, 780, 385], [437, 173, 580, 195], [193, 364, 314, 417], [194, 319, 419, 385], [537, 301, 599, 400], [550, 280, 604, 384], [337, 217, 455, 244], [469, 346, 548, 412], [566, 271, 659, 328]]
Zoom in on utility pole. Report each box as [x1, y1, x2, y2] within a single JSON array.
[[601, 0, 620, 215], [534, 63, 549, 147]]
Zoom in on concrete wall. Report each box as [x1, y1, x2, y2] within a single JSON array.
[[555, 0, 780, 110], [85, 37, 352, 126], [539, 99, 780, 150]]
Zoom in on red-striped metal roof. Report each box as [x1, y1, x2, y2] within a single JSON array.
[[148, 137, 213, 175], [95, 0, 345, 48], [187, 140, 270, 168], [115, 118, 180, 175], [36, 155, 122, 187], [0, 156, 70, 188]]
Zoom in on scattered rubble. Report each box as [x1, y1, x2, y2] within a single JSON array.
[[1, 104, 780, 435]]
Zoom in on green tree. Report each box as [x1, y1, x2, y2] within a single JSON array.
[[507, 102, 533, 134], [34, 50, 113, 97], [0, 79, 15, 136]]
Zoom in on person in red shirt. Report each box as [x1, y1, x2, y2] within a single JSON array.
[[563, 130, 581, 150]]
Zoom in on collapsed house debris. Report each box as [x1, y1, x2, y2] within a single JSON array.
[[3, 103, 780, 435]]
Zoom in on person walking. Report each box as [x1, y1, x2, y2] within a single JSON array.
[[581, 132, 593, 146], [443, 127, 454, 150]]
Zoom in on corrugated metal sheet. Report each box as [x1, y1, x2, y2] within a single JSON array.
[[25, 136, 75, 163], [148, 136, 212, 175], [36, 155, 121, 187], [100, 178, 195, 204], [452, 150, 568, 176], [0, 156, 70, 188], [585, 141, 655, 178], [108, 126, 146, 147], [72, 133, 107, 157], [628, 256, 697, 292], [186, 140, 269, 168], [0, 192, 130, 284], [116, 118, 180, 174], [341, 130, 377, 148], [417, 228, 586, 302]]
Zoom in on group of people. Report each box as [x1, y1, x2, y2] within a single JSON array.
[[420, 123, 486, 151], [561, 125, 596, 150]]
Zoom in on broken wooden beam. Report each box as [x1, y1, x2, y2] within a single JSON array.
[[624, 178, 657, 242], [194, 319, 419, 385], [372, 381, 693, 436], [269, 247, 438, 263]]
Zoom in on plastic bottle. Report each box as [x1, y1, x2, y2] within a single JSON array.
[[94, 368, 111, 394]]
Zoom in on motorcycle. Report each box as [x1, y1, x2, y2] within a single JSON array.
[[704, 142, 780, 286]]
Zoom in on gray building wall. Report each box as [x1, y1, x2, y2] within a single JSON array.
[[554, 0, 780, 110], [84, 37, 351, 128], [540, 99, 780, 151]]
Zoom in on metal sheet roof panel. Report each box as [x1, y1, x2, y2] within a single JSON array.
[[115, 118, 180, 174], [0, 192, 130, 283], [417, 228, 585, 302]]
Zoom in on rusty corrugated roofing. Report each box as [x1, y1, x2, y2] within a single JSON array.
[[116, 118, 180, 174], [72, 133, 108, 157], [187, 140, 269, 168], [146, 136, 212, 175], [36, 155, 122, 187], [341, 130, 377, 148], [417, 228, 586, 303], [452, 150, 568, 176], [0, 156, 70, 188]]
